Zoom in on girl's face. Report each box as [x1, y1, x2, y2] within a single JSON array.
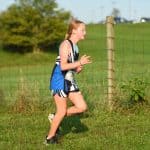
[[74, 23, 86, 40]]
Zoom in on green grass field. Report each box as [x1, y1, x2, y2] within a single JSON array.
[[0, 23, 150, 150]]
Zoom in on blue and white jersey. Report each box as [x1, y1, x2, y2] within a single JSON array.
[[50, 40, 80, 97], [55, 42, 79, 65]]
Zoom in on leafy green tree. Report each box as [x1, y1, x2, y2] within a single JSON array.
[[0, 0, 71, 53]]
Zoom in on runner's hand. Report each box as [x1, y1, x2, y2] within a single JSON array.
[[80, 55, 92, 65]]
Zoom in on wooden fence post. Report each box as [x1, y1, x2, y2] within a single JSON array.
[[106, 16, 115, 111]]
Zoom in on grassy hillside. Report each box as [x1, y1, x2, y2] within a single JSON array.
[[0, 23, 150, 149]]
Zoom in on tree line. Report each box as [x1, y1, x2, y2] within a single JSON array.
[[0, 0, 71, 53]]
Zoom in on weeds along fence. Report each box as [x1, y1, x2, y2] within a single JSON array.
[[0, 65, 52, 106], [0, 19, 150, 111], [106, 16, 150, 110], [112, 19, 150, 110]]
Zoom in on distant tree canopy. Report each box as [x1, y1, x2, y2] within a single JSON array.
[[0, 0, 71, 53]]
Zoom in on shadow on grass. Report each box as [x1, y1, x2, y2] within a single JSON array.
[[60, 115, 89, 136]]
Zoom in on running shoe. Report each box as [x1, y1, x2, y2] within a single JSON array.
[[44, 136, 58, 145]]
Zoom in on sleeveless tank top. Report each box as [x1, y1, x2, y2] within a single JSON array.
[[50, 40, 79, 93]]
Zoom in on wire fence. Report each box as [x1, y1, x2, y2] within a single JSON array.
[[0, 22, 150, 106], [115, 25, 150, 101]]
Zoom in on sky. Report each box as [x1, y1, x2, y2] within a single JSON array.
[[0, 0, 150, 23]]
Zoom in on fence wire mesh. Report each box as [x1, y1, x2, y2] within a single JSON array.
[[0, 23, 150, 105]]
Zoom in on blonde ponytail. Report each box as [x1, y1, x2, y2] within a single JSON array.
[[65, 19, 85, 40]]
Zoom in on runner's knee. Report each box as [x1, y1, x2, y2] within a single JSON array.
[[78, 104, 88, 112], [82, 104, 88, 112]]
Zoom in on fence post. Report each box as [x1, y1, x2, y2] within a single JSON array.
[[106, 16, 115, 111]]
